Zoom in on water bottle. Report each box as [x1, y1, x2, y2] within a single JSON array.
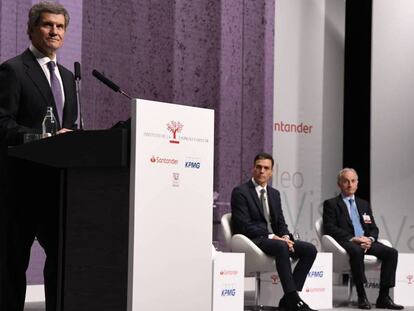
[[42, 106, 57, 137]]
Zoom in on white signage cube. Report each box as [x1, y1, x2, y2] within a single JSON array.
[[260, 252, 332, 309], [212, 252, 245, 311], [394, 253, 414, 306]]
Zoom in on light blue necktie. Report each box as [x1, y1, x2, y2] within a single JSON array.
[[349, 199, 364, 237]]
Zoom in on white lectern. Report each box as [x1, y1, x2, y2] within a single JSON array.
[[128, 99, 215, 311]]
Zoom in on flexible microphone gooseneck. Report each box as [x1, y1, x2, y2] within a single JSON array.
[[74, 61, 84, 130], [92, 69, 132, 99]]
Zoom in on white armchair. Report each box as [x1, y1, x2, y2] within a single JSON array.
[[314, 217, 392, 302], [221, 213, 277, 310]]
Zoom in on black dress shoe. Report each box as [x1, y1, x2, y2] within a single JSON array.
[[357, 296, 372, 309], [376, 296, 404, 310], [279, 296, 316, 311], [299, 300, 317, 311], [290, 300, 310, 311], [278, 295, 288, 310]]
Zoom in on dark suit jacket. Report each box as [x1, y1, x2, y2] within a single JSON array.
[[323, 194, 379, 243], [0, 48, 77, 145], [231, 180, 289, 243]]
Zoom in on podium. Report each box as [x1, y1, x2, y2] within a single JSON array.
[[6, 99, 215, 311], [7, 129, 130, 311]]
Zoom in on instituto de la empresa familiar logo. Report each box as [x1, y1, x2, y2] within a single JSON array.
[[166, 121, 184, 144]]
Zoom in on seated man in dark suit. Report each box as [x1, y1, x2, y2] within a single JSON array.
[[231, 152, 317, 311], [323, 168, 403, 310]]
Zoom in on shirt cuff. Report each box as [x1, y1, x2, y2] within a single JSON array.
[[369, 236, 375, 242], [268, 234, 275, 239]]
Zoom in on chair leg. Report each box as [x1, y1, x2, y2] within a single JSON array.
[[347, 274, 354, 302], [334, 274, 354, 308], [244, 273, 278, 311], [255, 272, 261, 308]]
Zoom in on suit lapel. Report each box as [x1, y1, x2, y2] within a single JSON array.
[[266, 186, 276, 218], [337, 195, 353, 227], [247, 180, 266, 219], [22, 49, 61, 128]]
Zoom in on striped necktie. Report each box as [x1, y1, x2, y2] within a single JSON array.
[[47, 61, 63, 124]]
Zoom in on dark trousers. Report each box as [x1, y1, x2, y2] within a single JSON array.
[[340, 240, 398, 291], [1, 159, 60, 311], [257, 238, 317, 293]]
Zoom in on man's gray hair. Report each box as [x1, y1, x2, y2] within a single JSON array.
[[27, 1, 69, 38], [337, 168, 358, 183]]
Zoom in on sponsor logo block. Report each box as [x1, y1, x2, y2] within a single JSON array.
[[185, 161, 200, 169], [167, 121, 184, 144], [307, 270, 324, 278], [221, 288, 236, 296], [150, 156, 178, 165]]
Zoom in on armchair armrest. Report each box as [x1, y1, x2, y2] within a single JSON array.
[[378, 239, 392, 247], [231, 234, 275, 274], [321, 234, 350, 273]]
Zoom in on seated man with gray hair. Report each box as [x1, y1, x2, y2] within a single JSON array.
[[323, 168, 403, 310]]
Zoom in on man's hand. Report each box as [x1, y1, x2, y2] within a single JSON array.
[[351, 236, 372, 252], [273, 235, 295, 252], [57, 128, 73, 134]]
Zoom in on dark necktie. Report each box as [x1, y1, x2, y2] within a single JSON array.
[[349, 199, 364, 237], [47, 61, 63, 124], [260, 188, 273, 233]]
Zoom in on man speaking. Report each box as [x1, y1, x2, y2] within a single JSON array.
[[0, 1, 77, 310]]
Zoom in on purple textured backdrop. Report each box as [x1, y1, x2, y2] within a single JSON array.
[[0, 0, 274, 282]]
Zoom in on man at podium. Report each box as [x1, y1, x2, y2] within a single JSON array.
[[0, 1, 77, 310]]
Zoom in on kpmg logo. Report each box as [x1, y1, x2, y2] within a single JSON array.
[[365, 280, 380, 289], [167, 121, 184, 144], [307, 270, 324, 278], [221, 288, 236, 296], [185, 161, 200, 169], [150, 155, 178, 165]]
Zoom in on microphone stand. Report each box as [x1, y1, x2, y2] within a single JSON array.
[[75, 77, 84, 130]]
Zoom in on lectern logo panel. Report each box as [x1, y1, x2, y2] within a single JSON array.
[[167, 121, 184, 144]]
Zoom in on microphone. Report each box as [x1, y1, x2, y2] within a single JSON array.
[[74, 61, 81, 80], [74, 62, 84, 130], [92, 69, 132, 99]]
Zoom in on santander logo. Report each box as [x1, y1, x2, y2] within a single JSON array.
[[150, 155, 178, 165], [274, 121, 313, 134]]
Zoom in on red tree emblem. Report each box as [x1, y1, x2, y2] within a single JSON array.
[[270, 274, 279, 284], [167, 121, 184, 144]]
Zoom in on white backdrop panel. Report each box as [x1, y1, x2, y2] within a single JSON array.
[[273, 0, 345, 245], [371, 0, 414, 252]]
